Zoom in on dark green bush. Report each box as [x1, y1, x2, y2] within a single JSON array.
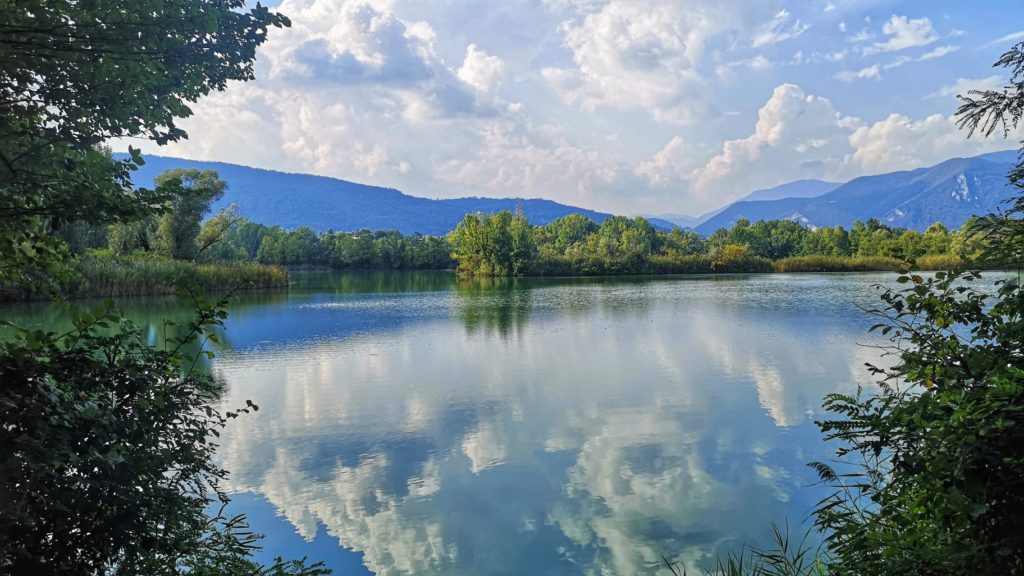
[[0, 296, 327, 575]]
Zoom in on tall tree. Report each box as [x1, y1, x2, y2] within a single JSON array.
[[153, 169, 227, 260], [0, 0, 289, 283]]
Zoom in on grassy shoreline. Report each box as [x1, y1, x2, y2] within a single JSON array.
[[519, 254, 964, 277], [773, 254, 962, 273], [1, 257, 290, 301], [0, 255, 967, 302]]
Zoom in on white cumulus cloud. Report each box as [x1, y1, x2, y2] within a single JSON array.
[[635, 135, 692, 187], [457, 43, 506, 93], [863, 14, 938, 55], [542, 0, 778, 124], [842, 113, 1008, 175], [687, 83, 1012, 204], [689, 84, 860, 202]]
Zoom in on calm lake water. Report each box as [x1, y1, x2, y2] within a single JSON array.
[[4, 271, 906, 574]]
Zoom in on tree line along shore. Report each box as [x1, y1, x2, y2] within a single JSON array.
[[8, 169, 980, 300]]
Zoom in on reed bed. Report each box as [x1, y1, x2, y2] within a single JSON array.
[[773, 255, 907, 273], [526, 253, 775, 276], [650, 254, 775, 274], [913, 254, 963, 270], [65, 258, 290, 298]]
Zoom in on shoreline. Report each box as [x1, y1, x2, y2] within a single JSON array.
[[1, 262, 980, 304]]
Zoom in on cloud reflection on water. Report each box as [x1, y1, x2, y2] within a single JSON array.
[[213, 273, 888, 574]]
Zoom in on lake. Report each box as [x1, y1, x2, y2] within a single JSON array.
[[3, 271, 900, 574]]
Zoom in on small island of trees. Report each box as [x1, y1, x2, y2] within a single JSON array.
[[446, 211, 975, 276]]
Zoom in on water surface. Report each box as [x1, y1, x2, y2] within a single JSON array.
[[4, 271, 906, 574]]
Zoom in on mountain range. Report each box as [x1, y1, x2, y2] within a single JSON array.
[[121, 155, 678, 235], [648, 179, 842, 228], [691, 151, 1018, 234], [121, 151, 1019, 236]]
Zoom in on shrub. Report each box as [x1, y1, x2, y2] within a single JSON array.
[[811, 269, 1024, 575], [0, 297, 328, 575]]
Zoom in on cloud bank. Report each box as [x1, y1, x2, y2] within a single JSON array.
[[128, 1, 1016, 215]]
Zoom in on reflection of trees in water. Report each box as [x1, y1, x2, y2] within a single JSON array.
[[450, 274, 704, 337], [0, 290, 293, 371], [289, 270, 457, 296], [454, 276, 532, 338], [453, 275, 765, 336]]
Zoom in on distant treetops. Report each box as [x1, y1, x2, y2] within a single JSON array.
[[447, 211, 977, 276], [63, 167, 979, 276]]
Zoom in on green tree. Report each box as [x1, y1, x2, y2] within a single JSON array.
[[799, 226, 850, 257], [108, 218, 157, 256], [450, 213, 490, 274], [232, 218, 273, 260], [411, 235, 454, 269], [545, 213, 599, 253], [56, 221, 111, 255], [710, 243, 753, 271], [894, 230, 925, 260], [663, 228, 706, 256], [196, 204, 245, 258], [950, 218, 987, 262], [154, 169, 228, 260], [508, 210, 537, 275], [375, 232, 412, 269], [922, 222, 952, 256], [448, 211, 537, 275], [255, 227, 287, 264], [0, 0, 289, 285], [331, 231, 377, 268]]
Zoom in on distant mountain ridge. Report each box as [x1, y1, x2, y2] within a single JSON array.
[[121, 151, 1018, 236], [649, 179, 840, 228], [695, 151, 1018, 234], [120, 155, 678, 235], [742, 179, 841, 202]]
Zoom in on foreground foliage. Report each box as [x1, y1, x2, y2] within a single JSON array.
[[805, 41, 1024, 576], [0, 296, 326, 575], [0, 0, 288, 286], [663, 525, 828, 576], [811, 267, 1024, 575], [1, 0, 332, 572]]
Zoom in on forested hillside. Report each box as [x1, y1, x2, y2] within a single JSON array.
[[122, 155, 677, 234]]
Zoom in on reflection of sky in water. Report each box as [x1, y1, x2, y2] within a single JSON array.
[[203, 272, 893, 575], [1, 271, 1007, 573]]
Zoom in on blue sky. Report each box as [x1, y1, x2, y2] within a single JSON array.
[[130, 0, 1024, 215]]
